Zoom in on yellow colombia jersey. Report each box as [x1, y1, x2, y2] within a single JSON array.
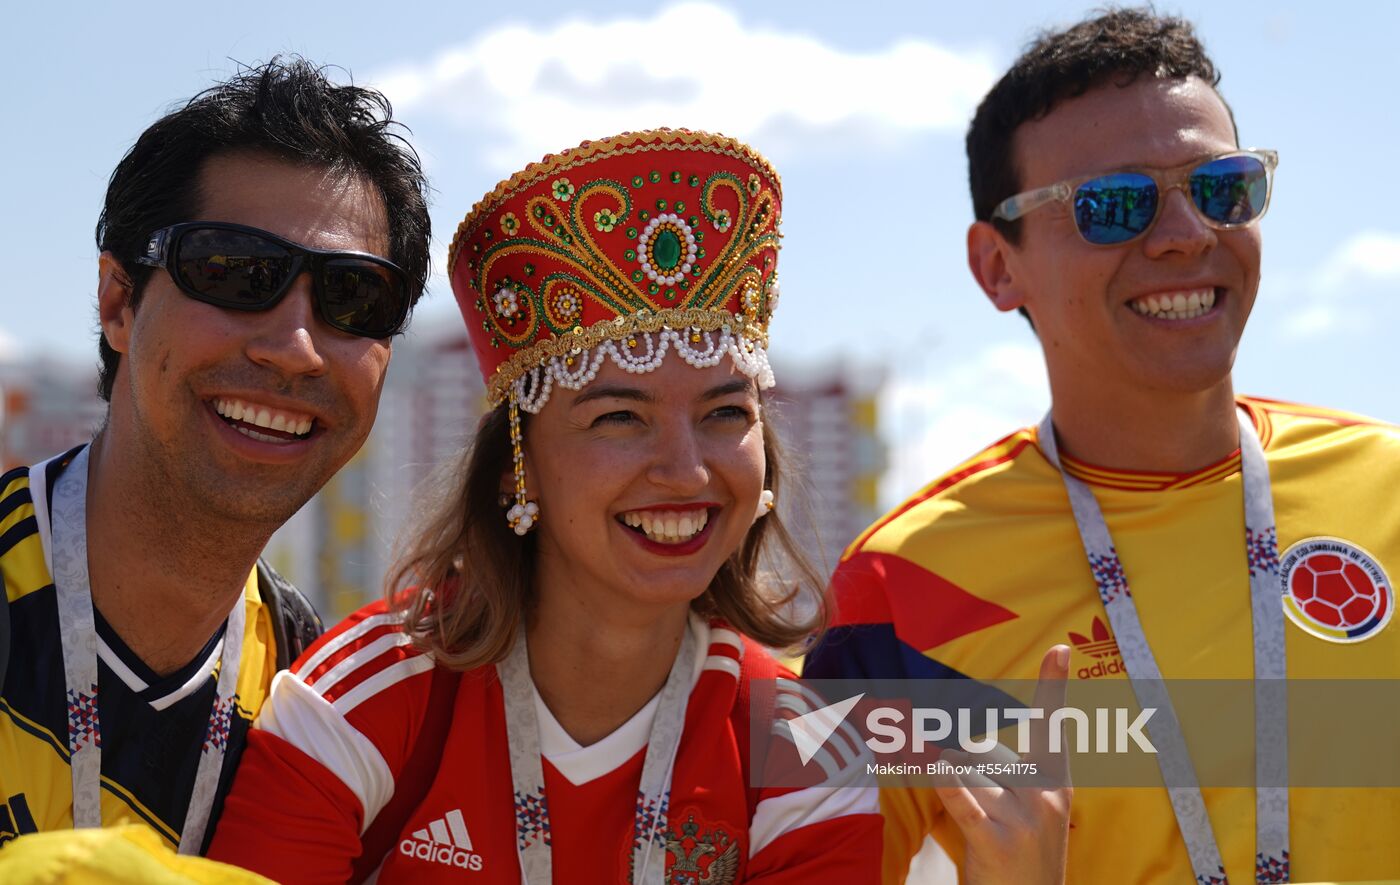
[[805, 397, 1400, 883], [0, 447, 277, 852]]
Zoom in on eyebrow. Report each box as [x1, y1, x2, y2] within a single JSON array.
[[570, 378, 756, 408]]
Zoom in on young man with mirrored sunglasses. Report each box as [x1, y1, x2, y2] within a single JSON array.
[[0, 57, 430, 856], [807, 7, 1400, 883]]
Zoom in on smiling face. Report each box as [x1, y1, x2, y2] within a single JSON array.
[[524, 355, 767, 617], [982, 76, 1261, 401], [99, 152, 394, 525]]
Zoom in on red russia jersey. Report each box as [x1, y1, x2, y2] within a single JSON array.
[[208, 601, 880, 883]]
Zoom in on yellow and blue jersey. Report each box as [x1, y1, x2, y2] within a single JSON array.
[[0, 448, 277, 851], [806, 397, 1400, 883]]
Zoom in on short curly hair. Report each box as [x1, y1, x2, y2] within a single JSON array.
[[967, 6, 1230, 244], [95, 56, 431, 402]]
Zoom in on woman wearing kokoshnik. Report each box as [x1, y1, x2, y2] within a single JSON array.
[[207, 129, 1070, 884]]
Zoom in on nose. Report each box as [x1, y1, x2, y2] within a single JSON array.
[[645, 418, 710, 496], [1143, 186, 1217, 259], [244, 273, 328, 378]]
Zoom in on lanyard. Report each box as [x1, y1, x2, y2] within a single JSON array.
[[1038, 408, 1289, 885], [498, 622, 696, 885], [47, 445, 246, 855]]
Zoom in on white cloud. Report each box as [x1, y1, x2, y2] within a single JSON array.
[[1275, 229, 1400, 340], [1315, 230, 1400, 286], [370, 2, 997, 171], [879, 341, 1048, 508], [0, 325, 21, 363]]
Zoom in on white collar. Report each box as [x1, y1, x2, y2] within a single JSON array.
[[533, 616, 710, 786]]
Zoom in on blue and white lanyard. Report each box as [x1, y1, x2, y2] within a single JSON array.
[[1038, 408, 1289, 885], [499, 623, 695, 884], [47, 445, 245, 854]]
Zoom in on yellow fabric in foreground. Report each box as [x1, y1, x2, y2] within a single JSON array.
[[0, 824, 273, 883]]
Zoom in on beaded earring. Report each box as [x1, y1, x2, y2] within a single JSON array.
[[505, 398, 539, 535]]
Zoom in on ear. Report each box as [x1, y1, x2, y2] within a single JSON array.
[[966, 221, 1027, 314], [97, 252, 136, 354]]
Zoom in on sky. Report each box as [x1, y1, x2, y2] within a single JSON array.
[[5, 0, 1399, 507]]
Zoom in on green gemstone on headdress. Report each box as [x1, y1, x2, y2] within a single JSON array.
[[624, 249, 637, 261], [632, 175, 645, 187], [656, 199, 667, 211], [653, 229, 682, 270], [688, 175, 700, 186], [626, 227, 638, 239], [694, 231, 704, 243], [649, 282, 660, 294], [675, 201, 686, 213], [649, 171, 661, 183], [632, 270, 644, 282], [671, 171, 682, 183]]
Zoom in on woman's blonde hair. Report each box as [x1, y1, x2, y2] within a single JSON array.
[[388, 400, 827, 670]]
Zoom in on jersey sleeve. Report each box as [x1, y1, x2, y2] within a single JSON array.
[[207, 600, 436, 883], [744, 672, 883, 882], [803, 551, 912, 680]]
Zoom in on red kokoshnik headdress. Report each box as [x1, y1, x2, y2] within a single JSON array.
[[449, 129, 783, 534]]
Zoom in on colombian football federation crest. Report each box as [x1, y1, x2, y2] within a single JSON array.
[[664, 814, 739, 884], [1280, 537, 1392, 643]]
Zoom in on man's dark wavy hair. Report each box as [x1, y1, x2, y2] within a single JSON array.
[[967, 5, 1229, 242], [94, 56, 432, 401]]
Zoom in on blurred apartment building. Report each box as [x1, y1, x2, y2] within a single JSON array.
[[0, 330, 884, 618]]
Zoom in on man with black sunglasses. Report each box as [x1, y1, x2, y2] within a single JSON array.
[[0, 57, 430, 855], [808, 7, 1400, 884]]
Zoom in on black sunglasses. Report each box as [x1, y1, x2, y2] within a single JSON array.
[[136, 222, 412, 338]]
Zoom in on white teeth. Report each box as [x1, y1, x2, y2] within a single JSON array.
[[1130, 288, 1218, 321], [213, 397, 315, 438], [620, 508, 710, 544], [234, 425, 289, 445]]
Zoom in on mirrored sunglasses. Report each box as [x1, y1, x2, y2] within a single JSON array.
[[992, 149, 1279, 246]]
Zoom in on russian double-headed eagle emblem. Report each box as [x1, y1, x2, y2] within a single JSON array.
[[664, 814, 739, 884]]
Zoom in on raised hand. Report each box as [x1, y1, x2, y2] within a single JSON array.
[[931, 644, 1072, 885]]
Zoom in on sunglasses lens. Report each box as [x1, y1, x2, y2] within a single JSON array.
[[1073, 173, 1158, 244], [1191, 155, 1269, 225], [322, 260, 408, 337], [173, 228, 294, 305]]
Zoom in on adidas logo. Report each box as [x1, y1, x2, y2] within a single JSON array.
[[399, 808, 485, 872], [1068, 616, 1120, 659], [1068, 616, 1124, 679]]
